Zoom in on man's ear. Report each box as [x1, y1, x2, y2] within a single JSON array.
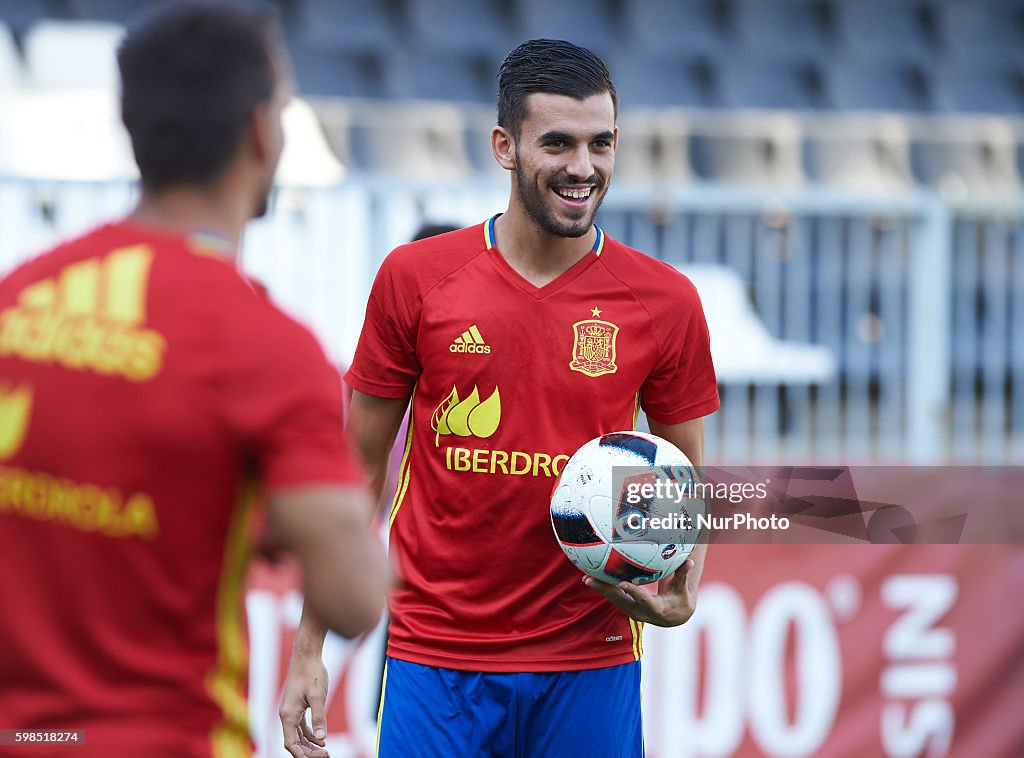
[[249, 101, 276, 162], [491, 125, 516, 171]]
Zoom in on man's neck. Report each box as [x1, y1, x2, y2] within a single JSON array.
[[129, 185, 248, 257], [492, 206, 596, 289]]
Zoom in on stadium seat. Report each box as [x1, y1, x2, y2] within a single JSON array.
[[939, 0, 1024, 61], [384, 49, 495, 104], [609, 53, 718, 108], [804, 115, 914, 190], [348, 103, 473, 180], [406, 0, 517, 55], [0, 0, 58, 37], [733, 0, 833, 59], [718, 55, 828, 110], [828, 59, 935, 112], [292, 0, 399, 54], [24, 20, 124, 90], [615, 110, 693, 186], [689, 114, 805, 187], [66, 0, 155, 23], [307, 99, 357, 171], [288, 47, 385, 98], [934, 58, 1024, 115], [910, 118, 1021, 195], [517, 0, 617, 60], [275, 98, 345, 187], [676, 263, 836, 384], [834, 0, 938, 60], [3, 88, 136, 180], [0, 22, 22, 90], [621, 0, 729, 56]]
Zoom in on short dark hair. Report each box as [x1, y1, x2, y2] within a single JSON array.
[[497, 39, 618, 139], [118, 1, 278, 191]]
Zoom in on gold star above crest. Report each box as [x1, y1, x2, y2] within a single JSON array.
[[591, 307, 602, 318]]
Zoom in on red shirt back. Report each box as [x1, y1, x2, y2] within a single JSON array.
[[0, 221, 362, 756], [345, 218, 719, 672]]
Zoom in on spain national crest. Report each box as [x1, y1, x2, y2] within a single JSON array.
[[569, 319, 619, 377]]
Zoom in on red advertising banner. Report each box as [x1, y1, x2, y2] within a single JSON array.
[[245, 544, 1024, 758]]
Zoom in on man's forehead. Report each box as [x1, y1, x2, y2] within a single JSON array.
[[520, 92, 616, 135]]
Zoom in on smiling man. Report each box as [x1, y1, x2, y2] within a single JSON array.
[[280, 39, 720, 758]]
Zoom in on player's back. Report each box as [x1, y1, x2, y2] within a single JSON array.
[[0, 220, 327, 755]]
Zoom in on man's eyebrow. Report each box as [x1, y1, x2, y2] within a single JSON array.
[[539, 131, 574, 142], [538, 130, 615, 142]]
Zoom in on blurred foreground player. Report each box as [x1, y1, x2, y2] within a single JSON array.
[[281, 39, 719, 758], [0, 3, 388, 755]]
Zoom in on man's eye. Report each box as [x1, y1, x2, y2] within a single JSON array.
[[547, 140, 565, 148]]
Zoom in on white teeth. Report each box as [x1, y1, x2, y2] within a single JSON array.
[[558, 188, 591, 200]]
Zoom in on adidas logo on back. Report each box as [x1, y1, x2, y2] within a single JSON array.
[[450, 324, 491, 354]]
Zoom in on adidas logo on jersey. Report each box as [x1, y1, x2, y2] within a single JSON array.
[[0, 245, 165, 382], [449, 324, 491, 354]]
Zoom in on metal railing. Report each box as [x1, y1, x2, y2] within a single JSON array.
[[1, 176, 1020, 463]]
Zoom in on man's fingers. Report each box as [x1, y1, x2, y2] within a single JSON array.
[[298, 698, 327, 746], [615, 580, 658, 606], [583, 575, 641, 608], [283, 701, 328, 756], [663, 557, 696, 585], [280, 706, 301, 754], [296, 733, 331, 758], [309, 689, 329, 743], [298, 715, 325, 747], [282, 723, 305, 758]]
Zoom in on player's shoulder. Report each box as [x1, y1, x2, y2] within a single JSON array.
[[27, 219, 312, 338], [0, 222, 116, 292], [598, 235, 702, 307], [172, 243, 331, 374], [2, 220, 240, 287], [379, 223, 488, 287], [173, 243, 319, 350]]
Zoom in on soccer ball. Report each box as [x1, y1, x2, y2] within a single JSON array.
[[550, 431, 701, 585]]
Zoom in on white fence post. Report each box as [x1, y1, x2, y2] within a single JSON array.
[[906, 196, 953, 463]]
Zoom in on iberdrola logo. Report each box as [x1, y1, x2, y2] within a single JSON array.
[[431, 385, 501, 446]]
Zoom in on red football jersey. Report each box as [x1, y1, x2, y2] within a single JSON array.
[[346, 216, 719, 672], [0, 221, 363, 756]]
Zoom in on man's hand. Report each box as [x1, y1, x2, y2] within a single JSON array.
[[279, 651, 331, 758], [582, 557, 699, 627]]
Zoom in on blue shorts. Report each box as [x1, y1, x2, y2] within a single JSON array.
[[376, 657, 644, 758]]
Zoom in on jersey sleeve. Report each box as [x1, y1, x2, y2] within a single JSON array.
[[344, 249, 421, 398], [640, 274, 720, 425], [206, 277, 365, 493]]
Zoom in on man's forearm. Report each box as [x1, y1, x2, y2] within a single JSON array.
[[292, 599, 330, 658], [368, 462, 392, 517]]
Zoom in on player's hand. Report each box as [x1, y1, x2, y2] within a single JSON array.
[[582, 557, 698, 627], [279, 651, 331, 758]]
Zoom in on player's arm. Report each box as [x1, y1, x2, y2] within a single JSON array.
[[268, 485, 389, 638], [287, 388, 408, 642], [281, 389, 409, 758], [277, 485, 389, 758], [284, 389, 408, 664], [347, 389, 412, 513], [583, 416, 709, 627]]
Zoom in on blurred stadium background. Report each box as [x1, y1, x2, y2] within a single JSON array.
[[1, 1, 1022, 757]]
